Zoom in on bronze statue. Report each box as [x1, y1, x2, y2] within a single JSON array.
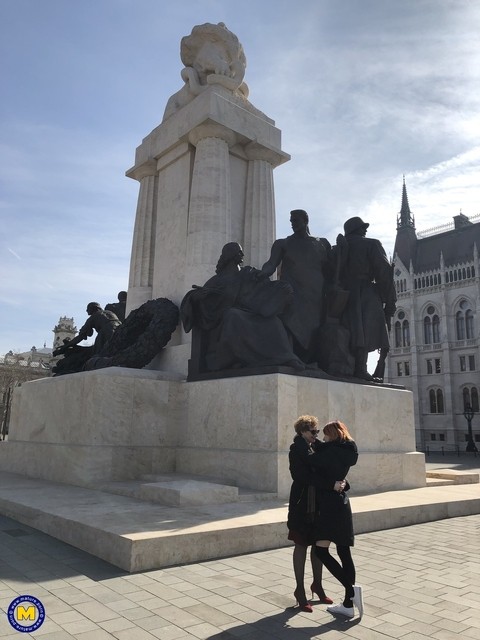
[[181, 242, 304, 373], [52, 299, 179, 375], [105, 291, 127, 322], [259, 210, 332, 364], [53, 302, 121, 356], [334, 217, 396, 381]]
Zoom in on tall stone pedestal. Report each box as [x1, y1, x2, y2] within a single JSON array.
[[126, 85, 289, 323], [0, 369, 425, 497]]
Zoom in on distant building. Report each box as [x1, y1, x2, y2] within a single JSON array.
[[387, 179, 480, 451], [53, 316, 77, 351]]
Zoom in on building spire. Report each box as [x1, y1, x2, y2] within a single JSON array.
[[393, 175, 417, 269], [397, 175, 415, 230]]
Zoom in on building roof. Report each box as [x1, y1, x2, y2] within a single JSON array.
[[413, 221, 480, 273], [393, 178, 479, 273]]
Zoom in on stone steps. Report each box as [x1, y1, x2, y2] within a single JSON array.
[[99, 473, 277, 507], [98, 469, 479, 506], [1, 470, 480, 572], [426, 477, 456, 487], [426, 469, 479, 485]]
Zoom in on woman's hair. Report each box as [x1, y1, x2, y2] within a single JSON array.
[[293, 414, 318, 435], [323, 420, 353, 441]]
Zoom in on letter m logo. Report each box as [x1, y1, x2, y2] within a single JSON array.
[[17, 605, 35, 621]]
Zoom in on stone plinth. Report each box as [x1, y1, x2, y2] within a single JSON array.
[[0, 369, 425, 497]]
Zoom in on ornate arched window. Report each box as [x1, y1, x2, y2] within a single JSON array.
[[456, 300, 474, 340], [395, 311, 409, 347], [473, 388, 479, 412], [432, 315, 440, 343], [466, 310, 474, 339], [456, 311, 465, 340], [424, 317, 432, 344], [429, 388, 444, 413], [402, 320, 410, 346], [395, 321, 402, 348], [463, 387, 479, 412], [437, 389, 444, 413], [424, 306, 439, 345]]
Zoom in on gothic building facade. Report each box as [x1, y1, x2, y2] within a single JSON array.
[[387, 180, 480, 451]]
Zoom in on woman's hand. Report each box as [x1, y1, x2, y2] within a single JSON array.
[[334, 479, 347, 492]]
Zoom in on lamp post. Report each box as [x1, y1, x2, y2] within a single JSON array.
[[463, 404, 478, 453]]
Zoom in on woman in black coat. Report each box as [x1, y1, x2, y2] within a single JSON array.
[[287, 415, 341, 611], [310, 420, 364, 619]]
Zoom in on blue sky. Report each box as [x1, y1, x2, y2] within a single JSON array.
[[1, 0, 480, 355]]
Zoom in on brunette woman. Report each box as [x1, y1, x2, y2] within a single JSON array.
[[310, 420, 363, 619]]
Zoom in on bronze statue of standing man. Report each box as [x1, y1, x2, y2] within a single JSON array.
[[259, 209, 331, 364], [335, 217, 396, 381]]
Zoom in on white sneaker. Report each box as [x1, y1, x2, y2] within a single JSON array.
[[353, 584, 364, 618], [326, 603, 354, 618]]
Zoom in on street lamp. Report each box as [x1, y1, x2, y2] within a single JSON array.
[[463, 404, 478, 453]]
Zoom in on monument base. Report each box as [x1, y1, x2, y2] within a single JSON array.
[[0, 368, 425, 497]]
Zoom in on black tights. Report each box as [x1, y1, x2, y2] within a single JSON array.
[[292, 544, 325, 597], [315, 545, 355, 607]]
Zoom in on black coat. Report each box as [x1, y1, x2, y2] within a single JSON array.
[[310, 439, 358, 546], [287, 436, 334, 541]]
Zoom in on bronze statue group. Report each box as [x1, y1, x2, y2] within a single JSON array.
[[54, 209, 395, 384], [182, 209, 396, 382]]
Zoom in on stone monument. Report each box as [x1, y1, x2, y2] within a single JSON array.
[[125, 22, 289, 374]]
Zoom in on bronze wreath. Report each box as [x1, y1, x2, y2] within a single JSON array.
[[85, 298, 179, 371]]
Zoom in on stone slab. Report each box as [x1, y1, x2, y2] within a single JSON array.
[[0, 470, 478, 573], [138, 479, 239, 506], [426, 469, 479, 483]]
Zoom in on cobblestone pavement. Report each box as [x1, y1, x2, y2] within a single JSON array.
[[0, 513, 479, 639]]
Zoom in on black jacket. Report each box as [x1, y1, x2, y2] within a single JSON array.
[[287, 436, 335, 534], [310, 439, 358, 488]]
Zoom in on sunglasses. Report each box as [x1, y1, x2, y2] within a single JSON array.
[[309, 429, 320, 435]]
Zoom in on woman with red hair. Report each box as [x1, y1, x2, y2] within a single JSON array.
[[310, 420, 364, 619]]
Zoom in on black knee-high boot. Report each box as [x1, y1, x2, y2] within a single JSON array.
[[315, 546, 354, 606], [337, 545, 356, 587]]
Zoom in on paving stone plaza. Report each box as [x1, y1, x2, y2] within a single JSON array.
[[0, 511, 478, 640]]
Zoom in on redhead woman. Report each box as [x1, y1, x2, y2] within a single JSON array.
[[287, 415, 343, 612], [310, 420, 364, 619]]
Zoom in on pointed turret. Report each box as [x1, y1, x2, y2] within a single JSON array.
[[393, 176, 417, 268], [397, 175, 415, 230]]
